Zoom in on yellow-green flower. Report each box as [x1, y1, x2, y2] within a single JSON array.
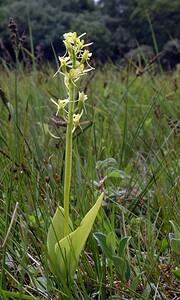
[[69, 65, 84, 82], [72, 110, 83, 133], [51, 98, 69, 116]]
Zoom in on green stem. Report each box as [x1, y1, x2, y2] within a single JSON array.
[[63, 81, 75, 236]]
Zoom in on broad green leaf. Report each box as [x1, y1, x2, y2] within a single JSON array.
[[112, 256, 127, 280], [124, 258, 131, 282], [106, 231, 116, 255], [118, 236, 131, 257], [96, 158, 117, 170], [47, 206, 73, 274], [93, 232, 113, 259], [106, 167, 130, 180], [55, 193, 104, 279], [170, 238, 180, 254], [160, 238, 168, 253]]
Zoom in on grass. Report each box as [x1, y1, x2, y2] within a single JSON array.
[[0, 59, 179, 299]]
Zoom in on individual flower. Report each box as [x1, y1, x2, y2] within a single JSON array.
[[63, 32, 77, 44], [72, 110, 83, 133], [74, 92, 88, 112], [78, 91, 88, 103], [69, 65, 84, 82], [59, 56, 71, 73], [51, 98, 69, 117]]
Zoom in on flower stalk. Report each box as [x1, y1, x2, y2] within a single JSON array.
[[51, 32, 94, 236], [63, 81, 75, 236]]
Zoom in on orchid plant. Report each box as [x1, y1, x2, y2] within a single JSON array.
[[47, 32, 103, 281]]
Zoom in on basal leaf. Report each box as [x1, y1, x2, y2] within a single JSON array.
[[55, 193, 104, 279], [124, 257, 131, 282], [170, 238, 180, 254], [47, 206, 73, 274], [112, 256, 127, 280], [118, 236, 131, 257], [106, 231, 116, 255]]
